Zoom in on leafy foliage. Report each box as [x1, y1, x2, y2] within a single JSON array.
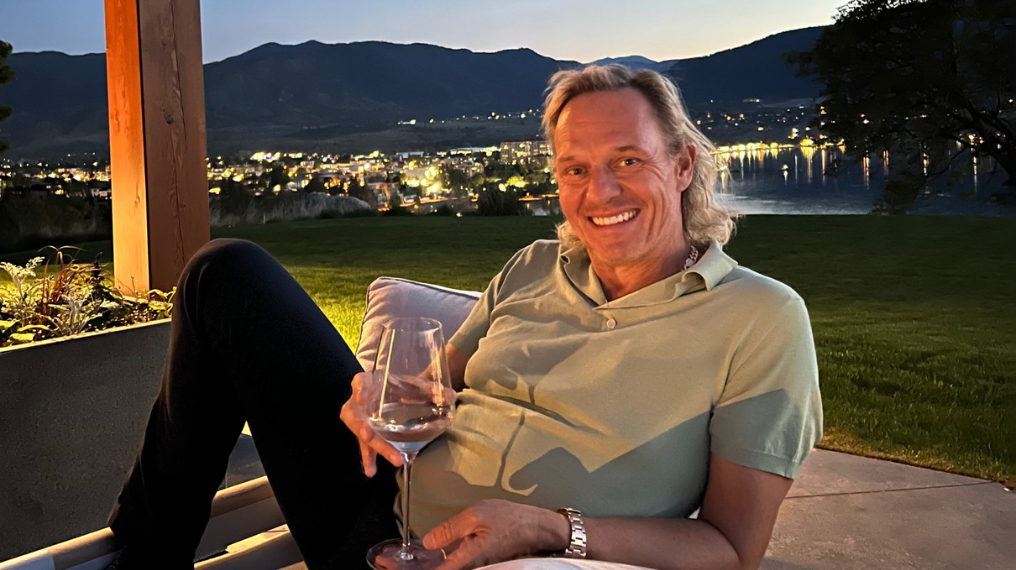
[[216, 179, 255, 218], [210, 191, 370, 226], [0, 249, 173, 347], [267, 166, 290, 190], [789, 0, 1015, 212], [428, 203, 456, 217], [440, 167, 471, 198], [346, 177, 377, 207], [0, 193, 112, 253], [303, 176, 327, 194], [475, 187, 528, 216], [382, 193, 411, 217], [0, 39, 14, 156]]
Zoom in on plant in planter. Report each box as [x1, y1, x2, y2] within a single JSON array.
[[0, 249, 179, 559], [0, 249, 174, 347]]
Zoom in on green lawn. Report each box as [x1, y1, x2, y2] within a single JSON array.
[[4, 215, 1014, 485]]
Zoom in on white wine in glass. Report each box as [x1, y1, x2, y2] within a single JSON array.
[[364, 318, 455, 570]]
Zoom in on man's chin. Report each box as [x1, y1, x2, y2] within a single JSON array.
[[584, 241, 646, 268]]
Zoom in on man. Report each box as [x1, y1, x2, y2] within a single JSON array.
[[109, 66, 822, 570]]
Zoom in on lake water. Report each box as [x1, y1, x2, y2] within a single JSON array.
[[716, 146, 1010, 216], [525, 146, 1010, 216]]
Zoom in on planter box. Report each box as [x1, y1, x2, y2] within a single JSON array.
[[0, 320, 171, 560]]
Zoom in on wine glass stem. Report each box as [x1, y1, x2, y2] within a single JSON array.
[[400, 451, 418, 559]]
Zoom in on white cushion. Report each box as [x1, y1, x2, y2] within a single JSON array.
[[355, 277, 481, 371], [478, 560, 652, 570]]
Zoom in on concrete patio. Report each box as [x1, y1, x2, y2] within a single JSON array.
[[765, 449, 1013, 570]]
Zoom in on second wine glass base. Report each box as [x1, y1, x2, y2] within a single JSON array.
[[366, 538, 445, 570]]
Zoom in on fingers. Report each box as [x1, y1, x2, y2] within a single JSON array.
[[359, 438, 377, 477], [435, 540, 486, 570], [342, 403, 378, 477], [340, 391, 404, 475], [352, 372, 367, 405], [355, 426, 403, 477], [440, 386, 458, 407], [360, 423, 404, 467], [423, 509, 475, 550]]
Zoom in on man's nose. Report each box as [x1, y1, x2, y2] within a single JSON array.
[[587, 165, 622, 202]]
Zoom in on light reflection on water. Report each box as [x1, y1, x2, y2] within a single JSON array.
[[524, 146, 1010, 216], [715, 146, 1009, 216]]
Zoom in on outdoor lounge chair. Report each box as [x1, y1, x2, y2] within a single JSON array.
[[0, 475, 297, 570]]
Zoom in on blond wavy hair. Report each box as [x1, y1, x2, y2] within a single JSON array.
[[542, 64, 736, 248]]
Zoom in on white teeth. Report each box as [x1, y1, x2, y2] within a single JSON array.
[[591, 210, 637, 227]]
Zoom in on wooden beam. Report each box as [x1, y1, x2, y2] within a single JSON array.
[[105, 0, 209, 293]]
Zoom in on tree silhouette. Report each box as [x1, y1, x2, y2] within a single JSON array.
[[476, 187, 528, 216], [789, 0, 1015, 212], [217, 179, 254, 217], [0, 40, 15, 156], [267, 166, 290, 191], [303, 176, 326, 194], [441, 166, 470, 197], [382, 193, 411, 216], [346, 176, 377, 207]]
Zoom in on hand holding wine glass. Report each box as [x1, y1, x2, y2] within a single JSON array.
[[361, 317, 456, 570], [342, 372, 405, 477]]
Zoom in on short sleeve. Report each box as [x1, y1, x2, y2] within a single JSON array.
[[447, 247, 527, 356], [709, 297, 823, 479]]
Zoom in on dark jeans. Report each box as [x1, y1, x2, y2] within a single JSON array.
[[108, 239, 399, 569]]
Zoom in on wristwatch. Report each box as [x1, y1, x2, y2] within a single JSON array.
[[557, 507, 587, 559]]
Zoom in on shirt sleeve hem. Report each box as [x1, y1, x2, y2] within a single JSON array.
[[711, 443, 809, 479], [448, 334, 479, 358]]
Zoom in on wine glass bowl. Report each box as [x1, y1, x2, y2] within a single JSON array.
[[363, 317, 455, 570]]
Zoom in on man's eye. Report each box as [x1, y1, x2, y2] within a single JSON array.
[[567, 167, 585, 176], [621, 158, 639, 167]]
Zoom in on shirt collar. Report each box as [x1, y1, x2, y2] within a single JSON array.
[[687, 240, 738, 291], [559, 240, 738, 308], [560, 243, 608, 306]]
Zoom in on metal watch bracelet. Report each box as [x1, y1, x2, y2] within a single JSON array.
[[557, 507, 587, 559]]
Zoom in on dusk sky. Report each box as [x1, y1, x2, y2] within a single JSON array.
[[1, 0, 843, 63]]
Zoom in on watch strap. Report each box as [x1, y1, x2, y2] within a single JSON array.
[[557, 507, 587, 559]]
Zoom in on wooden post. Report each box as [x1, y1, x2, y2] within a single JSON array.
[[105, 0, 209, 293]]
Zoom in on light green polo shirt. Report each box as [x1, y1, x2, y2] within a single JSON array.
[[407, 239, 822, 536]]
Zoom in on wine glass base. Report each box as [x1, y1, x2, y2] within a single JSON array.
[[366, 538, 445, 570]]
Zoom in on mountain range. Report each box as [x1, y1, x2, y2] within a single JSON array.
[[0, 27, 824, 158]]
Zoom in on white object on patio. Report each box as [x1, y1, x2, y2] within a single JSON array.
[[479, 561, 653, 570]]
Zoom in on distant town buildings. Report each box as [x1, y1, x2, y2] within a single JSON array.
[[1, 101, 825, 207], [500, 140, 551, 165]]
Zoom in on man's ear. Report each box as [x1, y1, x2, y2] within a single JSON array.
[[674, 142, 699, 193], [674, 143, 697, 193]]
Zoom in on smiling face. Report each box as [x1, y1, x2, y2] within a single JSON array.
[[554, 88, 696, 273]]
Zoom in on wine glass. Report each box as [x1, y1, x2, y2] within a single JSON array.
[[364, 317, 456, 570]]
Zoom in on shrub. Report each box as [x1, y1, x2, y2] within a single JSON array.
[[428, 204, 456, 216], [382, 194, 413, 217], [0, 249, 173, 347], [0, 194, 111, 253], [217, 179, 255, 218], [476, 187, 528, 216], [210, 192, 371, 226]]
